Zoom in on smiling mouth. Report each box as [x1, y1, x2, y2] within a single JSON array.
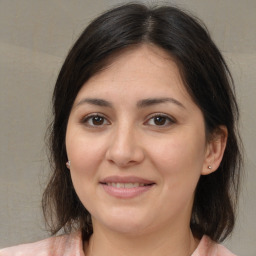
[[100, 180, 155, 199], [103, 182, 154, 188]]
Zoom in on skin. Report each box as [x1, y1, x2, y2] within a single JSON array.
[[65, 44, 227, 256]]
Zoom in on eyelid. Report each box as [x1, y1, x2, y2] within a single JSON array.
[[79, 112, 176, 128], [80, 113, 111, 127], [144, 113, 176, 126]]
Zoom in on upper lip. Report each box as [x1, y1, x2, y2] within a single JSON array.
[[100, 176, 155, 185]]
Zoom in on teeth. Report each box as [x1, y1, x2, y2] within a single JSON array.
[[106, 183, 143, 188], [116, 183, 123, 188], [125, 183, 139, 188]]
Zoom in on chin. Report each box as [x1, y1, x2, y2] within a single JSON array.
[[93, 210, 154, 235], [106, 222, 149, 236]]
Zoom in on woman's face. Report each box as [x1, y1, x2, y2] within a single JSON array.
[[66, 44, 213, 235]]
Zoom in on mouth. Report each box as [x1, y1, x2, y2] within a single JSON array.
[[103, 182, 154, 188], [99, 176, 155, 199]]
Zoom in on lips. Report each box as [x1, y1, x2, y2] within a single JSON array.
[[105, 183, 147, 188], [99, 176, 155, 199], [100, 175, 155, 185]]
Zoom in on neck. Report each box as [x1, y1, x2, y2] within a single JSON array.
[[84, 223, 198, 256]]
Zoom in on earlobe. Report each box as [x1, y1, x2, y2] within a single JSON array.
[[201, 126, 228, 175], [66, 160, 71, 169]]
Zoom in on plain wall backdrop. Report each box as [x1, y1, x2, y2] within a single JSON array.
[[0, 0, 255, 255]]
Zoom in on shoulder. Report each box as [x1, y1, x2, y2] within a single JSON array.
[[192, 235, 237, 256], [0, 231, 84, 256]]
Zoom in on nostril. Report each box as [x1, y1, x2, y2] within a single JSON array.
[[105, 134, 145, 167]]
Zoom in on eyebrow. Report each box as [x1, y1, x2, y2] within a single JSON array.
[[75, 98, 113, 108], [75, 97, 185, 109], [137, 97, 185, 109]]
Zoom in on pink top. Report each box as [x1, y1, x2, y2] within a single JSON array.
[[0, 231, 237, 256]]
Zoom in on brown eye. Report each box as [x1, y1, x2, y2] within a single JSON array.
[[92, 116, 104, 125], [153, 116, 167, 126], [146, 114, 175, 127], [82, 114, 110, 127]]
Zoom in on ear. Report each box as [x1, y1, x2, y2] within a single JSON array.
[[201, 126, 228, 175], [66, 160, 71, 169]]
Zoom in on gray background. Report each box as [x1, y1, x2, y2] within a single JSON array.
[[0, 0, 255, 255]]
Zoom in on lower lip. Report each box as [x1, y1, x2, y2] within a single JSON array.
[[101, 184, 154, 199]]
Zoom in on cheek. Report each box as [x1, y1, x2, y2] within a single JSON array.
[[66, 129, 106, 183], [147, 132, 206, 188], [66, 133, 106, 211]]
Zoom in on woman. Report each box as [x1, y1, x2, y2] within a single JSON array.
[[0, 3, 242, 256]]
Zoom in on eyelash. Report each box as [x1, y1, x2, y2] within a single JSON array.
[[80, 113, 176, 128], [144, 113, 176, 127], [81, 113, 110, 127]]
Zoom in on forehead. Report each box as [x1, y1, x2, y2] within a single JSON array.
[[74, 44, 191, 105]]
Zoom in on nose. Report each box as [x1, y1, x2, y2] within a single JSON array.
[[105, 124, 145, 168]]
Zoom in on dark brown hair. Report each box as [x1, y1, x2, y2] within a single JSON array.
[[42, 3, 242, 242]]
